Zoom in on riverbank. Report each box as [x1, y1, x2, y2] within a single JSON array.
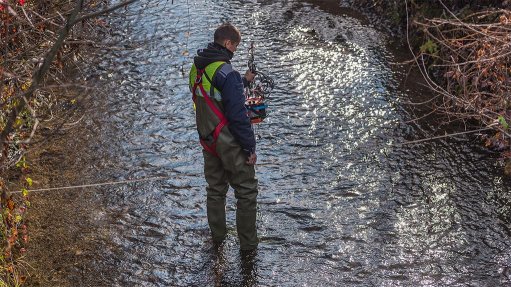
[[1, 1, 75, 284], [343, 0, 511, 173], [343, 0, 510, 35], [1, 1, 137, 285]]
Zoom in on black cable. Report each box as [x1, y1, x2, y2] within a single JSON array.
[[254, 70, 274, 97]]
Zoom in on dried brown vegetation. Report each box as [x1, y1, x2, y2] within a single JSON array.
[[408, 3, 511, 162], [0, 0, 137, 285]]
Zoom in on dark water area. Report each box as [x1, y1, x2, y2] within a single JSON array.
[[26, 0, 511, 286]]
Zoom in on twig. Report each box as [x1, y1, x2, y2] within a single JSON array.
[[399, 126, 494, 145], [0, 0, 85, 167], [72, 0, 139, 24]]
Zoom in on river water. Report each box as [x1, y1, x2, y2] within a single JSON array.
[[27, 0, 511, 286]]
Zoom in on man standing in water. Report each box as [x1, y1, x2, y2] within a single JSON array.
[[189, 23, 258, 251]]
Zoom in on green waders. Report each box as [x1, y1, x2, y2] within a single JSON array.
[[190, 62, 259, 250]]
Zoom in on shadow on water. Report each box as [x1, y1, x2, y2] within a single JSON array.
[[205, 245, 258, 287], [26, 0, 511, 286]]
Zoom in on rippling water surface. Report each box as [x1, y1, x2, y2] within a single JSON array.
[[57, 0, 511, 286]]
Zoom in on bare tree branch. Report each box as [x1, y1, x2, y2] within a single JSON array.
[[72, 0, 139, 24]]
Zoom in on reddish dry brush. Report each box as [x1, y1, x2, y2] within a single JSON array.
[[1, 0, 114, 175], [1, 1, 138, 285], [1, 1, 38, 285], [410, 7, 511, 161], [0, 178, 31, 286]]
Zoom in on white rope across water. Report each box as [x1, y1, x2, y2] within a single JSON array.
[[8, 126, 496, 195], [8, 175, 172, 195], [398, 127, 493, 145]]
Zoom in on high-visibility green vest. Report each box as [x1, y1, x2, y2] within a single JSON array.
[[189, 61, 225, 101]]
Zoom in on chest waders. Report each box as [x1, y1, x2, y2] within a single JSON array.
[[190, 61, 259, 250], [190, 62, 227, 157]]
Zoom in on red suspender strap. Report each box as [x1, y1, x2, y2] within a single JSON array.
[[192, 68, 229, 157], [197, 81, 224, 121], [192, 68, 203, 104]]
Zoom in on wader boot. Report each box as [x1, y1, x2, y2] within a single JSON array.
[[203, 136, 259, 250]]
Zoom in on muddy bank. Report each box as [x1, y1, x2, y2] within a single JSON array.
[[25, 117, 122, 286], [1, 1, 104, 285], [341, 0, 510, 37], [2, 3, 133, 286], [338, 0, 511, 174]]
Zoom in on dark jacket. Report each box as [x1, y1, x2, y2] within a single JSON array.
[[193, 42, 256, 155]]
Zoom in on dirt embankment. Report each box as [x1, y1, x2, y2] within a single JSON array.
[[345, 0, 511, 172], [1, 1, 128, 285], [343, 0, 510, 36]]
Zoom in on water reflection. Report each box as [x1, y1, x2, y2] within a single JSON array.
[[198, 243, 258, 286]]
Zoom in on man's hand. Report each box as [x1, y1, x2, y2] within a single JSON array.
[[244, 70, 256, 82], [246, 152, 257, 165]]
